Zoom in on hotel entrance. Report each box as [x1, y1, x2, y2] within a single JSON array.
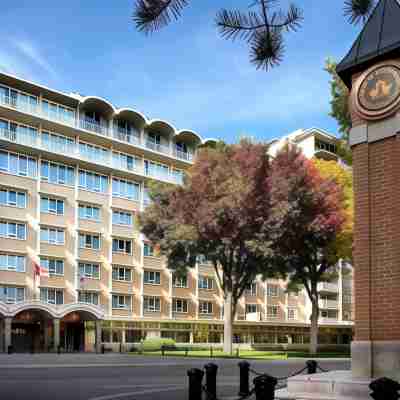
[[11, 310, 53, 353]]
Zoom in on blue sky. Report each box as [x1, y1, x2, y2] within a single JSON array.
[[0, 1, 362, 142]]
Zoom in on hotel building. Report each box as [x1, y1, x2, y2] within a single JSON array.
[[0, 73, 353, 352]]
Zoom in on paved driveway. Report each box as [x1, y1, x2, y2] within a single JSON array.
[[0, 354, 350, 400]]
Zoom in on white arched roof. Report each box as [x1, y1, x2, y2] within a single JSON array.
[[80, 96, 116, 116], [2, 301, 105, 320], [115, 108, 147, 126], [176, 129, 203, 144]]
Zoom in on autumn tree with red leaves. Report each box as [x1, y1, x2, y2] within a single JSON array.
[[269, 146, 345, 354], [139, 140, 279, 354], [140, 142, 345, 354]]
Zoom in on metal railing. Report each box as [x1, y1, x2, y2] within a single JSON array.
[[145, 140, 171, 155], [319, 299, 339, 309], [318, 282, 338, 292], [0, 92, 196, 164]]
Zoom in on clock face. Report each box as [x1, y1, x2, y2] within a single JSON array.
[[358, 65, 400, 113]]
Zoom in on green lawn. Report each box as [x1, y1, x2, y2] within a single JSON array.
[[130, 349, 349, 360]]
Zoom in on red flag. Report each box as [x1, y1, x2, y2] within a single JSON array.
[[34, 261, 49, 278]]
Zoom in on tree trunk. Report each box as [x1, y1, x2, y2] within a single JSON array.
[[310, 301, 319, 355], [223, 291, 233, 354]]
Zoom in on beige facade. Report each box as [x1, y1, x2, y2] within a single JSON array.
[[0, 73, 352, 352]]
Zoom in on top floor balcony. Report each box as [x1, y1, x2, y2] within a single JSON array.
[[317, 282, 339, 293], [0, 86, 200, 164]]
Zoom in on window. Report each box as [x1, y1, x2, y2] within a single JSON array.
[[173, 299, 188, 313], [40, 197, 64, 215], [0, 221, 26, 240], [112, 151, 141, 172], [41, 131, 75, 153], [267, 305, 278, 318], [112, 210, 133, 226], [78, 263, 100, 279], [0, 150, 37, 178], [144, 160, 169, 180], [0, 286, 25, 303], [78, 291, 99, 305], [112, 177, 140, 201], [267, 284, 279, 297], [78, 204, 100, 221], [41, 160, 74, 186], [40, 288, 63, 305], [42, 100, 75, 125], [40, 257, 64, 276], [199, 301, 213, 314], [112, 266, 132, 282], [171, 169, 184, 184], [246, 304, 257, 314], [287, 308, 297, 320], [0, 254, 25, 272], [40, 227, 64, 245], [79, 170, 108, 193], [0, 189, 26, 208], [173, 273, 188, 288], [198, 276, 214, 290], [315, 139, 337, 154], [143, 296, 161, 312], [112, 238, 132, 254], [144, 270, 161, 285], [79, 141, 110, 163], [112, 294, 131, 309], [246, 282, 257, 296], [79, 233, 100, 250], [143, 243, 158, 257]]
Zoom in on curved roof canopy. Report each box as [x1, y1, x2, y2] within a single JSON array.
[[115, 108, 147, 128], [337, 0, 400, 88], [80, 96, 116, 117]]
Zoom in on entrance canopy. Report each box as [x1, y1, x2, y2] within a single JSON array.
[[0, 300, 105, 320]]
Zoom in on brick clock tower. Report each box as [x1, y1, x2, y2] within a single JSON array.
[[337, 0, 400, 381], [276, 1, 400, 398]]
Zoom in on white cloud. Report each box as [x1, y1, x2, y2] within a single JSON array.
[[12, 40, 58, 79]]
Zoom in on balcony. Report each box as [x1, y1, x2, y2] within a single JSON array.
[[0, 127, 38, 147], [174, 149, 194, 162], [318, 282, 338, 293], [0, 93, 39, 115], [0, 92, 198, 165], [113, 129, 141, 146], [319, 299, 339, 309], [79, 119, 109, 136], [145, 140, 170, 155]]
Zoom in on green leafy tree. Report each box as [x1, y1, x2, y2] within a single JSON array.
[[325, 58, 353, 164], [139, 140, 280, 353], [270, 146, 345, 354], [133, 0, 377, 72]]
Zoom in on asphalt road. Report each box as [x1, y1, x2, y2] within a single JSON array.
[[0, 354, 350, 400]]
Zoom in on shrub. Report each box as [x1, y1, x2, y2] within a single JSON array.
[[142, 338, 176, 352]]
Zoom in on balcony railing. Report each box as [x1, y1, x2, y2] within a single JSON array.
[[0, 93, 196, 163], [79, 119, 109, 136], [145, 140, 170, 155], [319, 299, 339, 309], [174, 149, 194, 161], [318, 282, 338, 293], [113, 129, 141, 145]]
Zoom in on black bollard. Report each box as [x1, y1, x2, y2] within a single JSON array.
[[210, 346, 213, 357], [7, 345, 13, 354], [57, 345, 61, 354], [101, 344, 105, 354], [161, 345, 165, 357], [204, 363, 218, 400], [306, 360, 318, 374], [370, 377, 400, 400], [253, 374, 278, 400], [187, 368, 204, 400], [238, 361, 250, 397]]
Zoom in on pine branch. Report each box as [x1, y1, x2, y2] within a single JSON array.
[[344, 0, 375, 25], [133, 0, 190, 34], [216, 9, 264, 42], [249, 28, 284, 71]]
